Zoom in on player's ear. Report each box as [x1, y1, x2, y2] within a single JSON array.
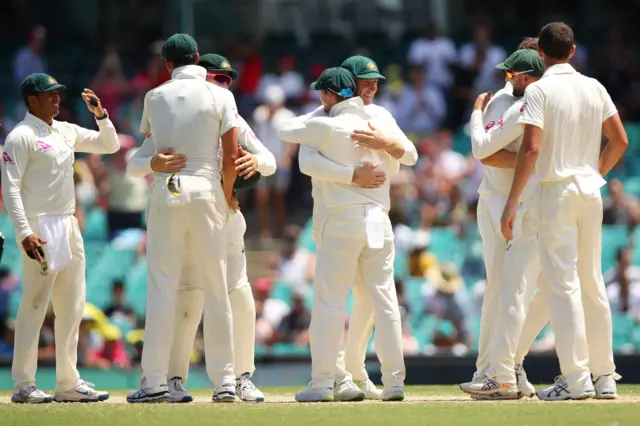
[[567, 45, 576, 61], [194, 52, 200, 64]]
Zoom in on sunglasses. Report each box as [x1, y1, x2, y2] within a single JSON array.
[[505, 69, 534, 80], [167, 173, 181, 196], [208, 73, 233, 86]]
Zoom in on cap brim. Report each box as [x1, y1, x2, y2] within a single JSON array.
[[206, 68, 239, 79], [43, 83, 67, 92], [355, 72, 386, 80], [495, 63, 509, 70], [310, 81, 318, 90]]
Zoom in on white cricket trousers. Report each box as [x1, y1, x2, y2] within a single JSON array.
[[168, 211, 256, 382], [535, 179, 615, 391], [310, 205, 405, 389], [474, 193, 508, 378], [311, 204, 376, 384], [12, 215, 84, 392], [488, 197, 540, 385], [142, 191, 235, 389]]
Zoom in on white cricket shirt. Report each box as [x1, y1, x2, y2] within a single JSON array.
[[139, 65, 241, 192], [2, 112, 119, 239], [518, 63, 617, 185], [279, 97, 397, 210]]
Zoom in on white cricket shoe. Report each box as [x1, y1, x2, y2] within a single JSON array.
[[460, 375, 518, 397], [594, 373, 620, 400], [212, 383, 237, 402], [460, 374, 487, 394], [334, 380, 365, 402], [515, 364, 536, 398], [169, 377, 193, 403], [354, 379, 382, 400], [295, 384, 334, 402], [236, 374, 265, 402], [470, 393, 520, 400], [126, 378, 169, 403], [11, 385, 53, 404], [54, 381, 109, 403], [537, 375, 595, 401], [381, 385, 405, 401]]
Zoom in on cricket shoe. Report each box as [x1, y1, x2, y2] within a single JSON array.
[[515, 364, 536, 398], [11, 385, 53, 404], [537, 375, 595, 401], [354, 379, 382, 400], [213, 383, 237, 402], [593, 373, 621, 400], [236, 374, 264, 402], [295, 384, 334, 402], [459, 373, 487, 394], [169, 377, 193, 403], [126, 378, 169, 403], [470, 393, 521, 401], [381, 386, 405, 401], [460, 375, 518, 397], [54, 381, 110, 403], [334, 380, 365, 402]]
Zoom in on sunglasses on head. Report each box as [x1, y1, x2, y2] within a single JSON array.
[[208, 73, 233, 85], [505, 69, 534, 80]]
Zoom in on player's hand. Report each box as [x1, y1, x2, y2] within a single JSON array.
[[474, 91, 493, 112], [352, 163, 386, 188], [81, 88, 106, 117], [500, 200, 517, 240], [226, 196, 240, 213], [235, 147, 259, 179], [150, 149, 187, 173], [21, 234, 47, 262], [351, 122, 390, 151]]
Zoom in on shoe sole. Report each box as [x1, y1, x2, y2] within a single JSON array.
[[239, 396, 265, 402], [382, 395, 405, 401], [55, 394, 110, 403], [334, 392, 366, 402], [11, 397, 53, 404], [295, 396, 334, 402], [170, 396, 194, 403], [537, 392, 595, 401], [595, 394, 618, 400], [471, 393, 521, 401], [461, 385, 517, 397], [213, 393, 236, 403], [127, 393, 170, 404]]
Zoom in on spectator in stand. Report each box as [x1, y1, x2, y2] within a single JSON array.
[[253, 85, 297, 239], [104, 280, 137, 329], [605, 248, 640, 319], [253, 278, 291, 346], [258, 54, 305, 108], [0, 101, 18, 145], [268, 288, 311, 346], [277, 225, 315, 289], [593, 28, 636, 104], [396, 66, 446, 135], [234, 36, 264, 117], [407, 22, 457, 92], [13, 26, 47, 88], [130, 40, 171, 91], [603, 179, 640, 227], [91, 46, 131, 118]]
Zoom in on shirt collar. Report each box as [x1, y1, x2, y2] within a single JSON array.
[[329, 96, 365, 117], [543, 63, 577, 77], [24, 111, 56, 131], [171, 65, 206, 80]]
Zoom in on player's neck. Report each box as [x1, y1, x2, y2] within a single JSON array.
[[29, 110, 53, 125], [544, 59, 570, 69]]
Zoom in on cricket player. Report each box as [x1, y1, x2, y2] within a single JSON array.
[[500, 22, 627, 401], [296, 56, 417, 400], [127, 34, 241, 403], [280, 67, 406, 402], [3, 73, 118, 403], [127, 53, 272, 403], [459, 49, 544, 399]]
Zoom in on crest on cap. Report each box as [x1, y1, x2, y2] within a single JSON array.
[[366, 62, 377, 71], [221, 60, 231, 69], [47, 76, 56, 84]]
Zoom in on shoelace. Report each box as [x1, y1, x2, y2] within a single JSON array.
[[239, 376, 256, 390], [172, 379, 186, 392], [553, 375, 566, 385], [25, 385, 39, 395]]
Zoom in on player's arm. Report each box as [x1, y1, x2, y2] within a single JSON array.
[[71, 89, 120, 154], [1, 132, 34, 240], [479, 149, 517, 168], [219, 90, 241, 204], [352, 112, 418, 166], [278, 118, 329, 150], [598, 85, 628, 176], [127, 135, 156, 178], [239, 119, 277, 177], [299, 145, 354, 184], [470, 102, 524, 160]]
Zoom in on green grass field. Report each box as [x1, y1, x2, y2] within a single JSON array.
[[1, 385, 639, 426]]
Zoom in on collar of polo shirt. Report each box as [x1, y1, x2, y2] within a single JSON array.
[[25, 111, 58, 131], [543, 63, 577, 77], [171, 64, 207, 80], [329, 96, 365, 117]]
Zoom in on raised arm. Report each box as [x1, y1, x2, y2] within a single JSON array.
[[72, 89, 120, 154]]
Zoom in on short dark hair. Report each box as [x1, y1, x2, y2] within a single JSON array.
[[519, 37, 538, 50], [538, 22, 574, 60], [170, 52, 199, 68]]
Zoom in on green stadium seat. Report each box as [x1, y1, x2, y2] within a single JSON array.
[[612, 312, 634, 351], [414, 315, 438, 351], [404, 277, 425, 328], [297, 219, 316, 253], [271, 343, 310, 357], [601, 225, 629, 271], [624, 176, 640, 197], [428, 227, 463, 267], [271, 281, 293, 305], [83, 208, 109, 241], [394, 251, 408, 279]]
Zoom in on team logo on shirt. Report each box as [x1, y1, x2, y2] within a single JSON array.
[[221, 61, 231, 69], [497, 117, 504, 127], [2, 152, 14, 164], [485, 121, 495, 131], [520, 103, 527, 113], [36, 140, 53, 151]]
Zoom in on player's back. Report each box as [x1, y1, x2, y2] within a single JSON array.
[[530, 65, 612, 182]]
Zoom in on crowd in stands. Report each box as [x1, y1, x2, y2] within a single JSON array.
[[1, 22, 640, 369]]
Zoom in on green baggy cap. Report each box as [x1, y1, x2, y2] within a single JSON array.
[[199, 53, 239, 80], [21, 73, 66, 98], [310, 67, 356, 97], [341, 56, 386, 80], [495, 49, 545, 77], [162, 33, 198, 61]]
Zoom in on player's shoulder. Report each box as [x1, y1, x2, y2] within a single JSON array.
[[366, 103, 393, 118], [523, 80, 546, 97], [5, 121, 36, 145]]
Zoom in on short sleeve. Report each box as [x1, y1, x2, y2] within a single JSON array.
[[599, 82, 618, 122], [219, 88, 242, 135], [517, 83, 545, 129]]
